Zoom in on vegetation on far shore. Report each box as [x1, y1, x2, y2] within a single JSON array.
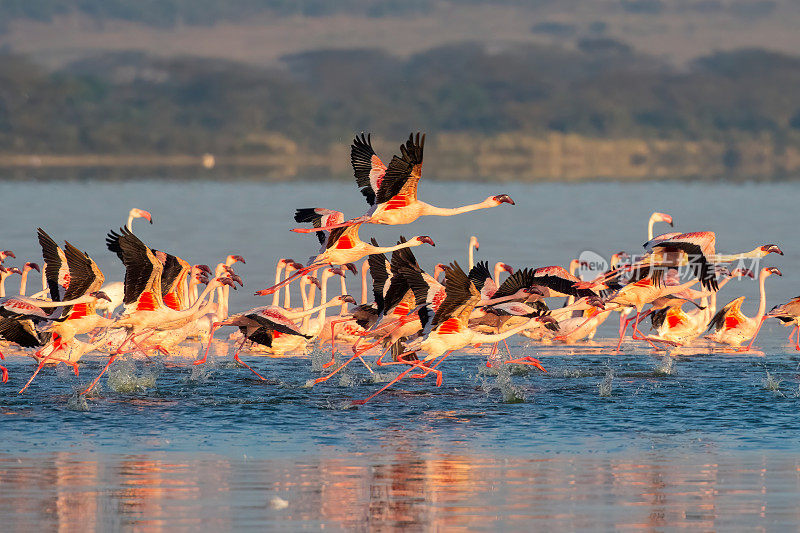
[[2, 39, 800, 179]]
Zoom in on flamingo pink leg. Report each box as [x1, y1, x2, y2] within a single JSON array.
[[0, 350, 7, 383], [233, 347, 268, 381], [351, 361, 424, 406], [742, 316, 769, 352]]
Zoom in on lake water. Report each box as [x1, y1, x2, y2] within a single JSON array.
[[2, 177, 800, 530]]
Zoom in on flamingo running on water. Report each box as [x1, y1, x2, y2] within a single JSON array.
[[704, 266, 782, 349]]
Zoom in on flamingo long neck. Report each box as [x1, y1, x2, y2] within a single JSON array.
[[188, 277, 199, 305], [0, 273, 7, 297], [283, 264, 297, 308], [420, 198, 494, 217], [126, 214, 134, 231], [272, 261, 285, 307], [493, 263, 505, 287], [647, 215, 657, 241], [41, 268, 47, 292], [310, 271, 335, 332], [339, 275, 348, 315], [755, 271, 769, 322], [285, 297, 347, 321], [714, 248, 765, 263], [19, 268, 30, 296], [469, 240, 476, 270], [470, 315, 544, 343], [360, 260, 370, 304], [369, 241, 420, 255]]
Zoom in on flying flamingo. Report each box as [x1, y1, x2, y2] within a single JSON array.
[[257, 213, 434, 295], [705, 266, 782, 349], [291, 133, 515, 234]]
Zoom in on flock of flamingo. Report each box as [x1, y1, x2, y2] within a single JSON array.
[[0, 132, 797, 404]]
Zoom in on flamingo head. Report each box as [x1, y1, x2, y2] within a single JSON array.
[[492, 194, 515, 206], [307, 276, 322, 290], [760, 244, 783, 256], [415, 236, 435, 247], [765, 267, 782, 277], [195, 273, 210, 284], [290, 261, 305, 270], [469, 236, 480, 250], [227, 254, 246, 265], [652, 212, 673, 226], [229, 274, 244, 286], [130, 208, 153, 224], [329, 266, 346, 278], [4, 267, 21, 276], [90, 291, 112, 302], [0, 250, 15, 260], [23, 262, 41, 273], [338, 294, 357, 305], [610, 251, 629, 267], [499, 263, 514, 275], [218, 277, 238, 290], [585, 295, 606, 309], [195, 264, 212, 275], [344, 262, 358, 275]]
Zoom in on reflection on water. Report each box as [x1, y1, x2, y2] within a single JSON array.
[[2, 451, 800, 530]]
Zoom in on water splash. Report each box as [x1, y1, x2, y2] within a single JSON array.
[[479, 362, 526, 403], [654, 356, 676, 376], [106, 359, 158, 393], [66, 392, 89, 412], [763, 371, 784, 395], [598, 368, 614, 397]]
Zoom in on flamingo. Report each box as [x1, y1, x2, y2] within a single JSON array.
[[257, 213, 434, 295], [0, 291, 110, 383], [95, 208, 153, 316], [195, 292, 356, 379], [0, 250, 14, 264], [648, 268, 752, 345], [639, 232, 782, 291], [745, 296, 800, 352], [705, 266, 782, 348], [291, 133, 515, 234], [351, 262, 547, 405]]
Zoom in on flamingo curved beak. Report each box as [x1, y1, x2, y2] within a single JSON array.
[[493, 194, 515, 205], [308, 276, 322, 289], [761, 244, 783, 256], [195, 264, 212, 274], [339, 295, 357, 304], [26, 262, 41, 272], [2, 251, 15, 259], [418, 236, 435, 247], [768, 267, 783, 276], [345, 262, 358, 275], [255, 288, 274, 296], [501, 263, 514, 274], [229, 255, 246, 264]]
